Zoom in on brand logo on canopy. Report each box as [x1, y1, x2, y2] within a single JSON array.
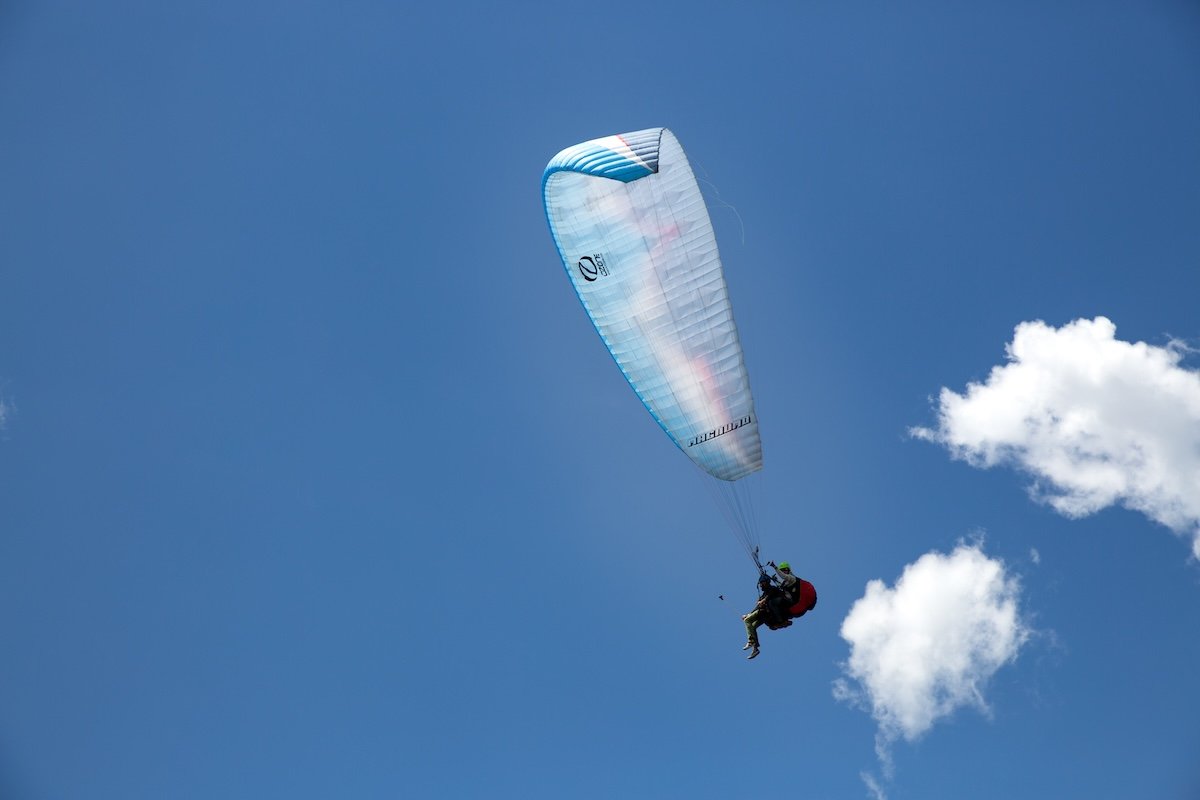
[[576, 254, 609, 282]]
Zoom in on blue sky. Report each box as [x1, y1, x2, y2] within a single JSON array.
[[2, 2, 1199, 798]]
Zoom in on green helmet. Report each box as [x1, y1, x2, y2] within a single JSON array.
[[778, 561, 791, 571]]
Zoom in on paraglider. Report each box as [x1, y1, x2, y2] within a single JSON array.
[[542, 128, 814, 658]]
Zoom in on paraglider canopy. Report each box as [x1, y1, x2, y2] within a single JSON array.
[[542, 128, 763, 483]]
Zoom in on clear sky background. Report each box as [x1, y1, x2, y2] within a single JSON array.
[[2, 2, 1199, 799]]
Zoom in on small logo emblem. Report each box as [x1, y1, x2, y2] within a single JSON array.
[[577, 253, 609, 282]]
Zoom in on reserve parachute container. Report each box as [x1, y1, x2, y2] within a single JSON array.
[[542, 127, 763, 559]]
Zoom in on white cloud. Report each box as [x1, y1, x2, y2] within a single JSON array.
[[834, 542, 1028, 768], [861, 771, 887, 800], [912, 317, 1200, 558]]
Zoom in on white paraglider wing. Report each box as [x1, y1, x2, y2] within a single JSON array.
[[542, 128, 762, 482]]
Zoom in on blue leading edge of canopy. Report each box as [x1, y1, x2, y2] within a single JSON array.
[[541, 127, 663, 188]]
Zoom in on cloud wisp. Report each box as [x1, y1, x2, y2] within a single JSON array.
[[912, 317, 1200, 558], [835, 542, 1029, 776]]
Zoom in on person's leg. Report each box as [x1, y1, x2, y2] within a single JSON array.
[[742, 610, 762, 652]]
